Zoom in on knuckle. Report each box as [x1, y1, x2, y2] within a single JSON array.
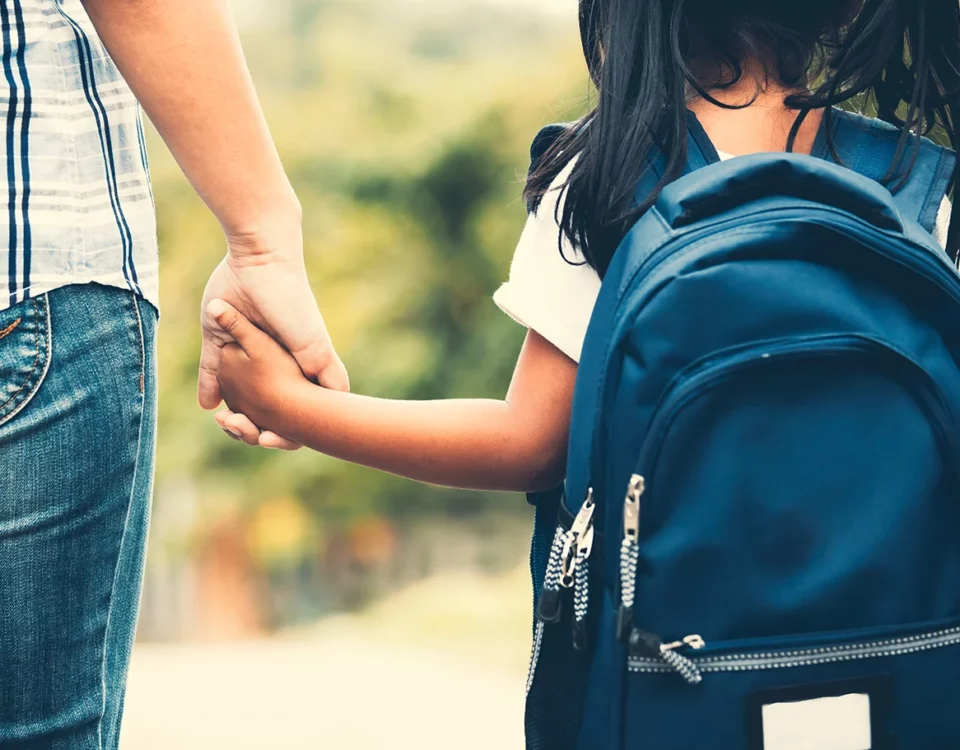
[[306, 345, 337, 374], [216, 309, 239, 332]]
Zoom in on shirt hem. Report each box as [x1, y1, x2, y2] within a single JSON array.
[[0, 276, 159, 314]]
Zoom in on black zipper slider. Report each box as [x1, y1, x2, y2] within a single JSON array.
[[536, 526, 569, 624], [572, 615, 588, 651], [536, 587, 563, 624]]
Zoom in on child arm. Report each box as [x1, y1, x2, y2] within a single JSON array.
[[211, 301, 577, 493]]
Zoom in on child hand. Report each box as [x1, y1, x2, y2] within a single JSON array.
[[215, 409, 302, 450], [209, 299, 313, 442]]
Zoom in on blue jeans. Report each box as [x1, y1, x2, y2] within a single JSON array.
[[0, 284, 157, 749]]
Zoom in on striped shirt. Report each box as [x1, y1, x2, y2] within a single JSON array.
[[0, 0, 157, 312]]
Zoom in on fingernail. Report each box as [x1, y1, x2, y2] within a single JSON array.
[[206, 299, 228, 317], [224, 427, 242, 437]]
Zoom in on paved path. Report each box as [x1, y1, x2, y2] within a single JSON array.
[[122, 608, 528, 749]]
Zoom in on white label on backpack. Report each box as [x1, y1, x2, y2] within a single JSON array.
[[762, 693, 872, 750]]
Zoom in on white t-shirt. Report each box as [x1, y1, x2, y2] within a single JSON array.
[[494, 152, 953, 363]]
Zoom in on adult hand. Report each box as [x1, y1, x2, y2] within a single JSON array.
[[198, 228, 349, 448], [80, 0, 347, 445]]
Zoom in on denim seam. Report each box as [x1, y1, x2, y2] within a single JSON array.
[[132, 295, 145, 394], [0, 316, 20, 339], [0, 295, 50, 424], [96, 292, 148, 750], [0, 301, 40, 414]]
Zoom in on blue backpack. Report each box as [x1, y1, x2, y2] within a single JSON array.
[[524, 109, 960, 750]]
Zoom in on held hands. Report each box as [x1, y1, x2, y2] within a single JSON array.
[[208, 299, 311, 445], [199, 251, 348, 404], [199, 231, 348, 449]]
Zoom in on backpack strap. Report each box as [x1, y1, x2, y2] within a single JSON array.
[[527, 114, 722, 213], [813, 109, 956, 235], [687, 111, 722, 171], [541, 110, 956, 232], [635, 111, 721, 201]]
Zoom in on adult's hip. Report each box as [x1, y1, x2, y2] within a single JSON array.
[[0, 283, 158, 749]]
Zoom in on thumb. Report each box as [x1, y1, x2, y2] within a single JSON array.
[[206, 299, 258, 350], [290, 340, 350, 392]]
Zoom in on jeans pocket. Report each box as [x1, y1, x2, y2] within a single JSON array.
[[0, 295, 51, 427]]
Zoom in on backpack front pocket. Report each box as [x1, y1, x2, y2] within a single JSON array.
[[614, 332, 960, 650], [607, 332, 960, 749], [621, 617, 960, 749]]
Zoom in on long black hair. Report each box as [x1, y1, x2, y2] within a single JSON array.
[[525, 0, 960, 277]]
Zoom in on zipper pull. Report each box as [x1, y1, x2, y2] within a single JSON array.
[[628, 629, 705, 686], [560, 491, 596, 589], [661, 634, 706, 651], [536, 526, 568, 624], [536, 588, 563, 625], [575, 523, 595, 565], [537, 491, 596, 627], [571, 524, 595, 651], [617, 475, 644, 641]]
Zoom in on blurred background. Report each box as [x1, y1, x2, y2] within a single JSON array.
[[119, 0, 586, 747]]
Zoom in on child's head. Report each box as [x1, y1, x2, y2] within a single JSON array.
[[528, 0, 960, 275]]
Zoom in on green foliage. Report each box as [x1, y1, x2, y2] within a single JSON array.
[[151, 0, 587, 538]]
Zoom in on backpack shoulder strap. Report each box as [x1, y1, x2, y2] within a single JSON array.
[[528, 114, 722, 210], [813, 109, 956, 234], [635, 111, 721, 200]]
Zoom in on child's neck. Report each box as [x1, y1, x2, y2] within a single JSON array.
[[687, 71, 823, 158]]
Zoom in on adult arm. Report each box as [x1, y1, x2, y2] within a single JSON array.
[[81, 0, 348, 417]]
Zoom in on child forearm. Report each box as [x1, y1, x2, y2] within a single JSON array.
[[213, 305, 578, 493], [270, 385, 566, 492]]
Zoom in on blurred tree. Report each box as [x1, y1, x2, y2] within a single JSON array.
[[145, 0, 589, 629]]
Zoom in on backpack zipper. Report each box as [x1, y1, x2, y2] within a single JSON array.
[[616, 474, 643, 642], [526, 525, 568, 696], [527, 492, 598, 692], [572, 541, 592, 651], [628, 624, 960, 676], [561, 492, 596, 651], [560, 490, 595, 589], [628, 630, 706, 685]]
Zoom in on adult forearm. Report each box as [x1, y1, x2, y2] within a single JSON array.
[[272, 385, 566, 493], [81, 0, 300, 252]]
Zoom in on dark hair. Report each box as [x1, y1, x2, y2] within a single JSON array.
[[525, 0, 960, 277]]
